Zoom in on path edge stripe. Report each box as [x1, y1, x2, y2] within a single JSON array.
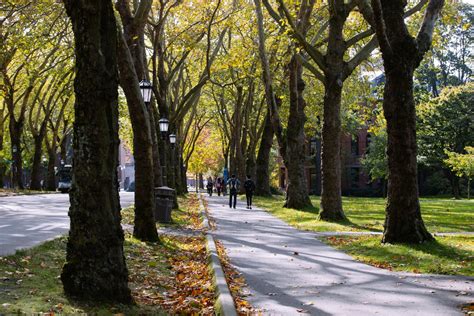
[[199, 195, 238, 316]]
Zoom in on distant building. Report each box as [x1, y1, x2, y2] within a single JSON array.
[[279, 127, 382, 196], [118, 141, 135, 190]]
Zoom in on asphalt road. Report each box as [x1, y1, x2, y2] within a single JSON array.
[[0, 191, 134, 256], [206, 195, 473, 316]]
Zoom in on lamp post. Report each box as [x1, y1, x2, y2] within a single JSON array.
[[169, 134, 176, 148], [11, 145, 17, 189], [158, 117, 169, 140], [139, 79, 152, 107], [158, 117, 170, 185]]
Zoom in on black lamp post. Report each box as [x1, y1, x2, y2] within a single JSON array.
[[159, 117, 169, 140], [169, 134, 176, 148], [139, 79, 152, 106]]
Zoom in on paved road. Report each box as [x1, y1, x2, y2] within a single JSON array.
[[206, 195, 473, 316], [0, 192, 134, 256]]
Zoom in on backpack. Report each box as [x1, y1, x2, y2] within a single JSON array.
[[229, 179, 239, 191], [244, 179, 255, 192]]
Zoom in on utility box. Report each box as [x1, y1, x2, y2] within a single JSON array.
[[154, 186, 175, 223]]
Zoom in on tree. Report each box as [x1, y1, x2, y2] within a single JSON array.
[[255, 0, 313, 209], [61, 0, 131, 302], [418, 83, 474, 198], [445, 147, 474, 199], [360, 115, 388, 194], [371, 0, 445, 243], [116, 0, 159, 242]]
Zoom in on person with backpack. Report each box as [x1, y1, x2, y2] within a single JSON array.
[[243, 175, 255, 209], [227, 174, 240, 209], [206, 177, 214, 196], [215, 177, 223, 196]]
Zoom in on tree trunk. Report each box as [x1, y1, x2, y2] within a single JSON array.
[[46, 148, 56, 191], [117, 34, 159, 242], [9, 120, 23, 189], [445, 169, 461, 199], [371, 0, 444, 243], [0, 108, 5, 188], [284, 55, 312, 209], [319, 77, 345, 220], [30, 124, 47, 190], [255, 111, 273, 196], [382, 69, 433, 243], [61, 0, 131, 302]]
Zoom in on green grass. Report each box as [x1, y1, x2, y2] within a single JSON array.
[[253, 195, 474, 233], [254, 195, 473, 276], [324, 235, 474, 276], [0, 237, 168, 315]]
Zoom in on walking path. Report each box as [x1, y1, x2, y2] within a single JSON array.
[[205, 195, 473, 316], [0, 192, 134, 256]]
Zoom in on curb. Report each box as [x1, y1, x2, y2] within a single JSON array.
[[199, 195, 238, 316]]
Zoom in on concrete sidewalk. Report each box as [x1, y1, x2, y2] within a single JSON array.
[[205, 195, 473, 316]]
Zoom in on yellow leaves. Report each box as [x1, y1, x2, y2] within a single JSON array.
[[215, 240, 258, 315]]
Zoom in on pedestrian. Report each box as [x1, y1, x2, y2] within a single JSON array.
[[206, 177, 214, 196], [227, 174, 240, 209], [244, 175, 255, 209], [216, 177, 223, 196]]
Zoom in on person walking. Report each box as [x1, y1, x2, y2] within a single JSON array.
[[227, 174, 240, 209], [206, 177, 214, 196], [215, 177, 223, 196], [244, 175, 255, 209]]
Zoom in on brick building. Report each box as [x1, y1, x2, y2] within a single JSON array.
[[279, 127, 383, 196]]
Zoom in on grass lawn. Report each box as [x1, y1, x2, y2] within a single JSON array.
[[253, 195, 474, 233], [253, 195, 473, 276], [324, 235, 474, 276], [0, 194, 215, 315]]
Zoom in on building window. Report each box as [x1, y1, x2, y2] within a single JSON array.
[[350, 167, 360, 188], [351, 135, 359, 156]]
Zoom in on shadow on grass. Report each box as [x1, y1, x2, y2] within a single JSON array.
[[319, 216, 384, 233], [331, 235, 473, 275]]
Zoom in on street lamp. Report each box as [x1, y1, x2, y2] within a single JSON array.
[[169, 134, 176, 148], [139, 79, 152, 106], [159, 117, 169, 140]]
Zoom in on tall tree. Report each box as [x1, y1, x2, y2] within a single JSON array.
[[255, 0, 313, 209], [61, 0, 131, 302], [371, 0, 445, 243], [116, 0, 159, 242]]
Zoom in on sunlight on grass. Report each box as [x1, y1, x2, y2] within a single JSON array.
[[253, 195, 474, 233], [324, 235, 474, 276]]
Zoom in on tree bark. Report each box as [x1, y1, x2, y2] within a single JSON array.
[[255, 111, 273, 196], [318, 3, 347, 221], [9, 119, 24, 189], [319, 78, 345, 220], [371, 0, 444, 243], [116, 0, 158, 242], [117, 34, 159, 242], [30, 123, 47, 190], [382, 69, 432, 243], [284, 55, 312, 209], [46, 146, 56, 191], [61, 0, 132, 302]]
